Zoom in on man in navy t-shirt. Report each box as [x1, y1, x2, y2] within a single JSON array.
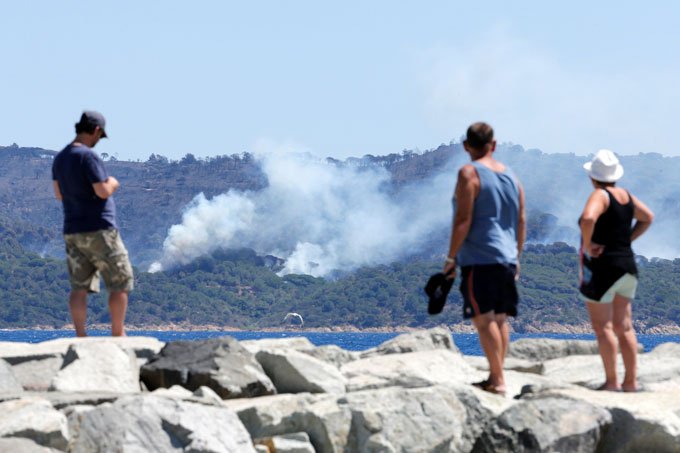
[[52, 111, 134, 337]]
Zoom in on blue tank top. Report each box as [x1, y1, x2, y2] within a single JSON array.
[[455, 161, 520, 266]]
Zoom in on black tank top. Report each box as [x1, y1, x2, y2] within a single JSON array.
[[591, 189, 637, 274]]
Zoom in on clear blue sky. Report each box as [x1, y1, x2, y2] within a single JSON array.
[[1, 1, 679, 160]]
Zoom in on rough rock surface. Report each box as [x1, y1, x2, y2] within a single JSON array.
[[341, 349, 484, 391], [49, 342, 140, 393], [255, 432, 315, 453], [0, 437, 62, 452], [241, 337, 315, 354], [529, 386, 680, 452], [508, 337, 643, 361], [0, 359, 23, 393], [360, 326, 458, 358], [140, 337, 275, 399], [345, 384, 492, 452], [474, 395, 612, 452], [256, 349, 347, 394], [11, 356, 63, 391], [0, 397, 69, 450], [228, 393, 352, 453], [301, 345, 359, 368], [69, 394, 255, 452]]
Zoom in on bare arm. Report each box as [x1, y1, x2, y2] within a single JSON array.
[[579, 189, 608, 256], [515, 183, 526, 279], [630, 194, 654, 242], [92, 176, 120, 200], [53, 180, 62, 201], [443, 165, 478, 276]]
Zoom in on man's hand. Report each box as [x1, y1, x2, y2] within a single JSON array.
[[443, 258, 456, 279], [93, 176, 120, 200]]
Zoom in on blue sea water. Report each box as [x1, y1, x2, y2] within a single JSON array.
[[0, 330, 678, 356]]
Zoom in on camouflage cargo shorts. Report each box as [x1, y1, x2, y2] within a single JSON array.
[[64, 228, 134, 293]]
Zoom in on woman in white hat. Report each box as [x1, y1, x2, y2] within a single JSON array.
[[579, 149, 654, 392]]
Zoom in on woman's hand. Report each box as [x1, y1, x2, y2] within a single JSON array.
[[589, 243, 605, 258]]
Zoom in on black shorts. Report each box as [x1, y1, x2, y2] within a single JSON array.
[[460, 264, 518, 319]]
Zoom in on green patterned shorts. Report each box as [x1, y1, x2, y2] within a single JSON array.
[[64, 228, 134, 293]]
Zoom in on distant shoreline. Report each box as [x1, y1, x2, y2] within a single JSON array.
[[3, 322, 680, 335]]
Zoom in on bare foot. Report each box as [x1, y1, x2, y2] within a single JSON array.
[[596, 383, 621, 392], [621, 382, 638, 393]]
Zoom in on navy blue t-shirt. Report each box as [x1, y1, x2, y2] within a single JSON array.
[[52, 144, 117, 234]]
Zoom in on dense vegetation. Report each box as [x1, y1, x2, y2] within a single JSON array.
[[0, 234, 678, 331]]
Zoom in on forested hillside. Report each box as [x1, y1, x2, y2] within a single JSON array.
[[1, 229, 678, 331]]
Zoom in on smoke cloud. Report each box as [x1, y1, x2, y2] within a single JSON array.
[[150, 151, 456, 276]]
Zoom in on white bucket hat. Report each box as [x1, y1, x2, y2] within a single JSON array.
[[583, 149, 624, 182]]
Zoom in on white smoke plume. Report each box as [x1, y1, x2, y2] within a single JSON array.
[[149, 151, 456, 276]]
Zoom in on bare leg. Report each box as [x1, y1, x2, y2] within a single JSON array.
[[586, 300, 620, 390], [69, 290, 88, 337], [495, 313, 510, 368], [109, 291, 128, 337], [612, 295, 637, 392], [473, 312, 505, 391]]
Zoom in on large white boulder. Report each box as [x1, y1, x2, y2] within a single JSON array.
[[528, 386, 680, 452], [344, 384, 492, 452], [241, 337, 315, 354], [0, 397, 69, 450], [360, 327, 458, 358], [256, 349, 347, 394], [540, 352, 680, 390], [69, 394, 255, 452], [0, 359, 23, 394], [341, 349, 484, 392], [49, 342, 140, 393], [475, 395, 612, 452], [227, 393, 352, 453], [301, 345, 359, 368]]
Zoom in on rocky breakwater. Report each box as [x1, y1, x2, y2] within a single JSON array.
[[0, 330, 679, 452]]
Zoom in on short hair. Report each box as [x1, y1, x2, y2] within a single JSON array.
[[465, 122, 494, 149], [75, 122, 97, 135]]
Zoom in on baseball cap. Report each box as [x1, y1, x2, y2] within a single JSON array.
[[77, 111, 108, 138]]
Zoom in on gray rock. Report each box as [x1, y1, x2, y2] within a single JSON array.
[[49, 342, 140, 393], [360, 327, 458, 358], [530, 386, 680, 452], [38, 391, 123, 411], [473, 396, 612, 452], [508, 338, 643, 361], [0, 437, 61, 452], [151, 385, 194, 398], [255, 445, 269, 453], [256, 349, 346, 394], [341, 349, 485, 392], [345, 384, 493, 452], [0, 359, 23, 394], [11, 356, 62, 391], [69, 394, 255, 452], [256, 432, 315, 453], [540, 352, 680, 390], [192, 386, 224, 405], [241, 337, 316, 354], [0, 397, 69, 450], [649, 342, 680, 356], [140, 337, 275, 399], [227, 393, 351, 453], [301, 345, 359, 368], [465, 355, 544, 374], [0, 336, 163, 365]]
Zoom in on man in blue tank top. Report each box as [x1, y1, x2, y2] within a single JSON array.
[[52, 111, 134, 337], [444, 122, 526, 395]]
